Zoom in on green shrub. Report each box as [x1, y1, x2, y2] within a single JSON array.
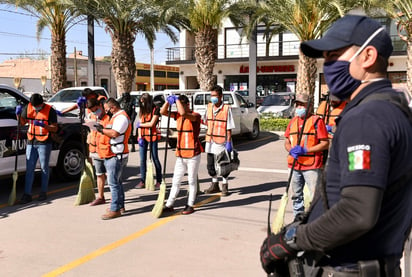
[[260, 116, 290, 131]]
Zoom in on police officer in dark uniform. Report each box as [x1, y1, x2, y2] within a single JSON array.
[[260, 15, 412, 277]]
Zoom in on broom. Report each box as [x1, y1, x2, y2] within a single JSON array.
[[8, 112, 21, 206], [74, 102, 96, 205], [272, 96, 311, 234], [151, 104, 172, 218], [145, 129, 155, 191]]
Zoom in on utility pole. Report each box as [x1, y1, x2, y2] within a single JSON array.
[[87, 15, 95, 86], [150, 48, 155, 91], [74, 47, 78, 87], [249, 26, 257, 106]]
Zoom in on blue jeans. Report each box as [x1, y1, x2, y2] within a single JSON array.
[[290, 169, 321, 216], [25, 143, 52, 195], [139, 140, 162, 183], [104, 156, 128, 212]]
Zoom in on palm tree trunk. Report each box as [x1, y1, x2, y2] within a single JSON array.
[[111, 32, 136, 96], [407, 39, 412, 96], [195, 28, 218, 91], [51, 33, 67, 93], [296, 50, 317, 105]]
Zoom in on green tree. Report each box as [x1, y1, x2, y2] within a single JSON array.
[[165, 0, 248, 91], [370, 0, 412, 98], [63, 0, 180, 95], [248, 0, 373, 99], [2, 0, 80, 93]]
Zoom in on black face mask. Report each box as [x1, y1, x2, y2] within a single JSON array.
[[106, 111, 113, 117]]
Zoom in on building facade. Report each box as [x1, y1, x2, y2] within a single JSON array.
[[165, 17, 408, 106], [135, 62, 179, 91]]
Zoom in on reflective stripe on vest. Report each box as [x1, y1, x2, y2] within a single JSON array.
[[287, 116, 319, 166], [98, 111, 131, 158], [89, 114, 110, 154], [176, 116, 198, 158], [141, 108, 160, 142], [205, 103, 229, 144], [27, 103, 52, 142], [316, 100, 346, 126]]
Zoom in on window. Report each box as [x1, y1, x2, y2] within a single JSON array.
[[137, 70, 150, 77], [167, 72, 179, 78], [154, 71, 166, 77]]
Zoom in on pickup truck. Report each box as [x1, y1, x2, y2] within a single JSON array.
[[0, 85, 85, 181], [161, 91, 260, 148]]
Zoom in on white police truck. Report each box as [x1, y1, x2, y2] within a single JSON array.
[[0, 85, 86, 180]]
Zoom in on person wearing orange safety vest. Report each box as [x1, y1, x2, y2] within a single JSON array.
[[284, 93, 329, 219], [203, 85, 235, 196], [160, 94, 203, 215], [94, 98, 131, 220], [16, 93, 58, 204], [135, 92, 162, 190], [316, 92, 347, 138], [85, 97, 110, 206]]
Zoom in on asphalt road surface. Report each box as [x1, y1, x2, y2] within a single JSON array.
[[0, 131, 409, 276]]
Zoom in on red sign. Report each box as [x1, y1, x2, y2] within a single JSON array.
[[240, 65, 295, 73]]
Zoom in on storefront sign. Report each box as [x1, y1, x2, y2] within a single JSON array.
[[239, 65, 295, 73]]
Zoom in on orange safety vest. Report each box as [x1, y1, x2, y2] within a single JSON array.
[[205, 103, 229, 144], [287, 116, 321, 166], [175, 114, 202, 158], [316, 100, 347, 126], [88, 113, 110, 154], [98, 110, 131, 159], [26, 103, 52, 142], [140, 108, 161, 142]]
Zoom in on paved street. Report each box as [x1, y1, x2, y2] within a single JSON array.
[[0, 131, 410, 277], [0, 131, 295, 277]]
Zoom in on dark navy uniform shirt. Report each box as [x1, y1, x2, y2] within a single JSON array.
[[308, 79, 412, 264]]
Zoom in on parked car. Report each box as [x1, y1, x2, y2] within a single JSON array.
[[46, 86, 109, 115], [257, 92, 295, 118], [0, 85, 86, 180], [161, 90, 260, 148]]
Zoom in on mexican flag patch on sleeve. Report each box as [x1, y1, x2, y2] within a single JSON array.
[[347, 144, 371, 171]]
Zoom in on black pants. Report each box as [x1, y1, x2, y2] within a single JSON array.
[[207, 153, 230, 179]]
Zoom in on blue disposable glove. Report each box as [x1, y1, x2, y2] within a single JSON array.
[[15, 105, 23, 115], [225, 141, 233, 152], [76, 96, 87, 107], [33, 120, 45, 127], [138, 138, 144, 147], [326, 125, 332, 132], [167, 95, 178, 105], [136, 122, 141, 129], [289, 145, 307, 159], [56, 110, 63, 117]]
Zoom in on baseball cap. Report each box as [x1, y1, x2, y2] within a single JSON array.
[[295, 94, 309, 104], [300, 15, 393, 58]]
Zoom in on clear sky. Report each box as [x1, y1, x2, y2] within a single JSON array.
[[0, 5, 177, 65]]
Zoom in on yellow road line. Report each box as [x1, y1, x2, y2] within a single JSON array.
[[43, 194, 221, 277]]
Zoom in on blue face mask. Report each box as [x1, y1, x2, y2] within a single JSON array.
[[295, 107, 306, 118], [34, 106, 43, 112], [323, 26, 385, 101], [210, 96, 219, 104], [323, 60, 361, 101]]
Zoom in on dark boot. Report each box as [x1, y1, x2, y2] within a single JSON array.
[[204, 182, 221, 194], [221, 184, 229, 196]]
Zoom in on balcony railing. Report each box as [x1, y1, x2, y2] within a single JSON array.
[[166, 35, 406, 63]]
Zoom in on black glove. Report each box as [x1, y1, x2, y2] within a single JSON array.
[[260, 225, 298, 274], [94, 123, 104, 133]]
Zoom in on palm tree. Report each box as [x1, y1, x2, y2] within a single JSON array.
[[165, 0, 248, 91], [248, 0, 373, 98], [63, 0, 181, 96], [370, 0, 412, 98], [2, 0, 80, 93]]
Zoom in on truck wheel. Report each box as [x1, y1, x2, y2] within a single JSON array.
[[56, 141, 84, 181], [168, 138, 177, 149], [248, 119, 260, 140]]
